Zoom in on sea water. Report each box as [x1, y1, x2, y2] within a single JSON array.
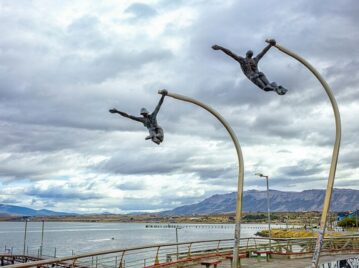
[[0, 222, 284, 257]]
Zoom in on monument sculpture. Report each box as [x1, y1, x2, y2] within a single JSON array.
[[109, 90, 168, 145], [212, 39, 288, 95]]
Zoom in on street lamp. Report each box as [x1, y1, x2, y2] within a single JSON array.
[[267, 40, 341, 268], [255, 173, 272, 251], [159, 90, 244, 268]]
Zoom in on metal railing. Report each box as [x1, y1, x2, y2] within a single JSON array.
[[1, 235, 358, 268]]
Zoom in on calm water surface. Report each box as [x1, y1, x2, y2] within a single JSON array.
[[0, 222, 279, 257]]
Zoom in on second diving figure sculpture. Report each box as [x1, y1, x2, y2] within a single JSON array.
[[109, 90, 167, 145], [212, 39, 288, 95]]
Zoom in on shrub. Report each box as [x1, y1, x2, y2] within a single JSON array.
[[338, 217, 358, 227]]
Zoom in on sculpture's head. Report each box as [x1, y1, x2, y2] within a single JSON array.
[[140, 108, 149, 117], [246, 50, 253, 58]]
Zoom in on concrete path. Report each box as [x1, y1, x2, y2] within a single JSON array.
[[192, 254, 358, 268]]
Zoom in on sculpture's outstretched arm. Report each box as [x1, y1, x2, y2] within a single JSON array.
[[255, 39, 276, 62], [212, 45, 244, 64], [109, 108, 143, 122], [152, 90, 167, 116]]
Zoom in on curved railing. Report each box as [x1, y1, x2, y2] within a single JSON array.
[[2, 235, 358, 268]]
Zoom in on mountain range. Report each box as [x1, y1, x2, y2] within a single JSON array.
[[0, 204, 75, 217], [1, 188, 358, 217], [161, 188, 359, 215]]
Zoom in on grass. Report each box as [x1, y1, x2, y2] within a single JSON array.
[[256, 228, 343, 238]]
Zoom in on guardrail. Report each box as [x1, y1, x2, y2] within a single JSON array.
[[1, 235, 358, 268]]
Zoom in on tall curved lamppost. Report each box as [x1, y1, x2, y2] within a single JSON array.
[[266, 40, 341, 268], [158, 90, 244, 268]]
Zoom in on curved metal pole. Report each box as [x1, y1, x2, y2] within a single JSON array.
[[159, 90, 244, 268], [267, 41, 341, 268]]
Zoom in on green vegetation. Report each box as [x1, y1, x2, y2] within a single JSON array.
[[338, 217, 358, 227], [256, 228, 342, 238], [242, 213, 278, 222], [256, 229, 315, 238]]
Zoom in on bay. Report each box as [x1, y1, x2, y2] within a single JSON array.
[[0, 222, 284, 257]]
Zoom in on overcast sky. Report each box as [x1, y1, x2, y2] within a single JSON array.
[[0, 0, 358, 214]]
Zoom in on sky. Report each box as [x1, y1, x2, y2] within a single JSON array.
[[0, 0, 358, 214]]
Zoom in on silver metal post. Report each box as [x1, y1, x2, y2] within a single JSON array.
[[23, 219, 28, 255], [175, 227, 179, 260], [160, 90, 245, 268], [265, 176, 272, 252], [255, 173, 271, 251], [40, 220, 44, 257], [267, 40, 341, 268]]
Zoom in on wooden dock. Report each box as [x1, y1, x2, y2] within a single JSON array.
[[0, 255, 43, 266]]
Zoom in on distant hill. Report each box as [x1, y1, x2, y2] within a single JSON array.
[[162, 189, 359, 215], [1, 189, 358, 217], [0, 204, 76, 217]]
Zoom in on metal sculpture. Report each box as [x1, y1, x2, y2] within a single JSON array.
[[212, 39, 288, 95], [109, 90, 167, 145]]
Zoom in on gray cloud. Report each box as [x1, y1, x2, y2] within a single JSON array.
[[0, 0, 358, 213], [25, 185, 104, 201], [116, 181, 146, 191], [125, 3, 158, 20], [278, 161, 324, 178]]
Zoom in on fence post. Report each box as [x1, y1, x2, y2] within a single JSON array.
[[155, 246, 160, 265], [187, 243, 192, 258], [71, 258, 77, 268], [118, 251, 125, 268]]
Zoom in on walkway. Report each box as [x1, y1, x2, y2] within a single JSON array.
[[191, 254, 359, 268]]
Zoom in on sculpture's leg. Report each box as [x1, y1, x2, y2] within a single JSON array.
[[146, 129, 156, 140], [258, 73, 277, 92], [151, 137, 161, 145], [250, 77, 267, 90], [263, 85, 275, 92], [259, 72, 270, 85], [156, 127, 164, 142]]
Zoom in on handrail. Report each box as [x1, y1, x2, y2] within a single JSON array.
[[2, 235, 358, 268]]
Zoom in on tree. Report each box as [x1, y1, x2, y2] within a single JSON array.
[[337, 217, 357, 227]]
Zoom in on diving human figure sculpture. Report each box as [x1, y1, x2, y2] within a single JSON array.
[[109, 90, 167, 145], [212, 39, 288, 95]]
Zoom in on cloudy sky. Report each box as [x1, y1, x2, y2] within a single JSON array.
[[0, 0, 358, 214]]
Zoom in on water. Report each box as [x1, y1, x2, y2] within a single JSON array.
[[0, 222, 281, 257]]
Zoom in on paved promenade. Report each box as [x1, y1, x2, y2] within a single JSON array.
[[192, 254, 358, 268]]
